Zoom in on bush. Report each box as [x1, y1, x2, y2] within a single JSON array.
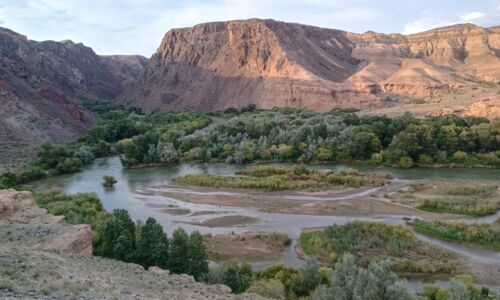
[[247, 279, 285, 299], [102, 175, 117, 187], [452, 151, 468, 163], [398, 156, 413, 168]]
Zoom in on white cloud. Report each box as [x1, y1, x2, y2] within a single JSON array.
[[403, 9, 490, 35], [402, 11, 452, 34], [460, 11, 486, 22], [2, 0, 383, 55]]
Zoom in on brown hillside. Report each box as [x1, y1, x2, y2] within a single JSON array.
[[118, 20, 500, 112]]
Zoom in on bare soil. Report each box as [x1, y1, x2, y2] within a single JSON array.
[[204, 232, 290, 262], [161, 182, 462, 219]]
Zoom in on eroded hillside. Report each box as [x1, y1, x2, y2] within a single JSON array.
[[118, 20, 500, 114]]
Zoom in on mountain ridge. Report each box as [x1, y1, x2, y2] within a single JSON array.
[[117, 19, 500, 112], [0, 26, 146, 169]]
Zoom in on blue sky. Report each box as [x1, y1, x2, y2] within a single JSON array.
[[1, 0, 499, 56]]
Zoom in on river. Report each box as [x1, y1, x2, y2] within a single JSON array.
[[30, 156, 500, 291]]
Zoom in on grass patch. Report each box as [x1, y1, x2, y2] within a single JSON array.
[[417, 198, 498, 217], [299, 231, 335, 263], [299, 221, 457, 276], [439, 185, 497, 197], [395, 182, 499, 217], [409, 219, 500, 251], [173, 166, 391, 191]]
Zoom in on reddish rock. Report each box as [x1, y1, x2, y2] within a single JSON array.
[[118, 20, 500, 112]]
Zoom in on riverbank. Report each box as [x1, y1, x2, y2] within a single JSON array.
[[25, 156, 500, 290]]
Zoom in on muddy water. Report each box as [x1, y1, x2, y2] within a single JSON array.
[[31, 156, 500, 290]]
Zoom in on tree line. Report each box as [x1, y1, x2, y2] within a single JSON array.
[[34, 190, 209, 280], [1, 103, 499, 189]]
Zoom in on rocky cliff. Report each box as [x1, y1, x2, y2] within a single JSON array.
[[118, 19, 500, 112], [0, 27, 146, 168]]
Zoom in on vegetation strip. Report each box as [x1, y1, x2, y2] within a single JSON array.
[[409, 219, 500, 251], [173, 166, 391, 191]]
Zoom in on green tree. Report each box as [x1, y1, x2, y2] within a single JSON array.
[[96, 209, 136, 260], [168, 228, 189, 274], [347, 131, 382, 159], [222, 261, 254, 294], [137, 218, 169, 269], [187, 231, 209, 279]]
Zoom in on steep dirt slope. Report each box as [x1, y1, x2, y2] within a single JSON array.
[[118, 20, 500, 113]]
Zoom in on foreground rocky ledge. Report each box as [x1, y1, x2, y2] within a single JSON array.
[[0, 189, 262, 299]]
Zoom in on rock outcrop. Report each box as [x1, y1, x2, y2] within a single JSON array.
[[463, 97, 500, 118], [0, 189, 92, 255], [118, 20, 500, 112]]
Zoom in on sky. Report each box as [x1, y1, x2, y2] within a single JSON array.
[[1, 0, 499, 56]]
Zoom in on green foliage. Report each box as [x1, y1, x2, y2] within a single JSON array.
[[168, 228, 190, 274], [417, 198, 498, 216], [409, 219, 500, 250], [102, 175, 117, 187], [174, 166, 390, 191], [3, 108, 498, 189], [256, 263, 303, 298], [300, 222, 456, 276], [204, 261, 254, 294], [399, 156, 413, 168], [311, 254, 416, 300], [35, 190, 103, 225], [247, 278, 285, 299], [299, 231, 336, 264], [36, 190, 209, 278], [187, 231, 209, 280], [136, 218, 169, 269]]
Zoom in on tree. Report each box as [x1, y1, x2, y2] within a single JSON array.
[[449, 279, 469, 300], [187, 231, 209, 279], [56, 157, 83, 174], [347, 131, 381, 159], [137, 218, 169, 269], [222, 261, 254, 294], [297, 259, 320, 295], [330, 254, 358, 300], [157, 141, 180, 164], [113, 230, 136, 262], [96, 209, 136, 259], [168, 228, 189, 274], [311, 254, 415, 300], [75, 145, 95, 164]]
